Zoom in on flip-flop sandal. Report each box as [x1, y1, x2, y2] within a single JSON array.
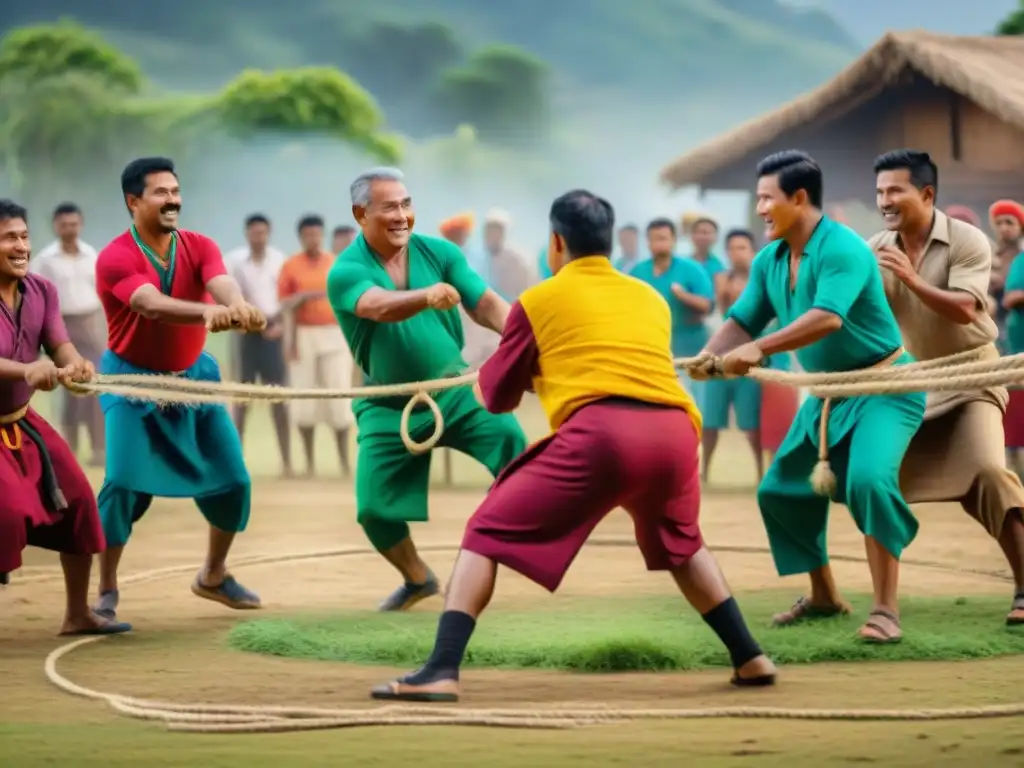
[[59, 620, 133, 637], [858, 608, 902, 645], [191, 574, 261, 610], [1008, 592, 1024, 626], [370, 678, 460, 703], [378, 572, 441, 612], [772, 596, 850, 626]]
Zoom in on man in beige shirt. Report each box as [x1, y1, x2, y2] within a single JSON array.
[[870, 150, 1024, 626]]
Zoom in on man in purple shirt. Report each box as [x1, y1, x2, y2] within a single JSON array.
[[0, 198, 130, 636]]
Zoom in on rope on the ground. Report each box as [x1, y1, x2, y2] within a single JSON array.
[[39, 538, 1023, 734]]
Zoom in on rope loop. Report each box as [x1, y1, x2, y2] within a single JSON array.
[[400, 391, 445, 455]]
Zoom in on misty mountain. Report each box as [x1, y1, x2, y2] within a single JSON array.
[[1, 0, 859, 107], [787, 0, 1019, 44]]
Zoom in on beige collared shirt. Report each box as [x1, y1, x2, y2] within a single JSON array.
[[869, 210, 1004, 418]]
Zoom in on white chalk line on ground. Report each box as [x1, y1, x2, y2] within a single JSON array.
[[32, 539, 1024, 733]]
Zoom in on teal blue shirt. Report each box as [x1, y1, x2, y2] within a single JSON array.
[[690, 253, 728, 283], [1005, 252, 1024, 354], [631, 256, 715, 357], [726, 216, 918, 448], [537, 247, 552, 281]]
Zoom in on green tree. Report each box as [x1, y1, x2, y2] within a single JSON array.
[[433, 45, 550, 147], [217, 67, 401, 163], [997, 1, 1024, 34], [0, 19, 143, 92]]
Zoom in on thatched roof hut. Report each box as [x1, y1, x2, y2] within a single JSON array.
[[659, 31, 1024, 212]]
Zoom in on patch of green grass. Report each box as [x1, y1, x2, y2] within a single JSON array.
[[228, 593, 1024, 673]]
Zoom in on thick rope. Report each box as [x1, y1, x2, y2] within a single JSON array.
[[35, 538, 1022, 734]]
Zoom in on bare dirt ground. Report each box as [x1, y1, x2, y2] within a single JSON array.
[[2, 425, 1024, 766]]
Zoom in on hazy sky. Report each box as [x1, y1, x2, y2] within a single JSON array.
[[785, 0, 1020, 43]]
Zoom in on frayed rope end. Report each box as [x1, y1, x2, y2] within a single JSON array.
[[810, 460, 837, 497]]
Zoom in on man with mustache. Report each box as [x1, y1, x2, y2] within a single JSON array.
[[862, 150, 1024, 627], [327, 167, 527, 611], [92, 157, 266, 627], [0, 198, 130, 635], [696, 150, 925, 644]]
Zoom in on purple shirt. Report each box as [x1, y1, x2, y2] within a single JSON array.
[[0, 274, 70, 414]]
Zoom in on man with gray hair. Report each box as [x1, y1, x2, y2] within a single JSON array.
[[327, 167, 527, 611]]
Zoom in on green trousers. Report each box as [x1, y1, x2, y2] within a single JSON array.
[[355, 387, 527, 551], [757, 391, 925, 576]]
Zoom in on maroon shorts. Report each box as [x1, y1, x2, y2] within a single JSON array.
[[1006, 389, 1024, 449], [461, 397, 703, 592], [0, 408, 105, 573]]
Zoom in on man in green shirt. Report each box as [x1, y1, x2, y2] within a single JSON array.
[[327, 167, 527, 611], [696, 151, 925, 644]]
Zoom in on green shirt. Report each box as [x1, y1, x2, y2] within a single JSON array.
[[1005, 251, 1024, 354], [327, 233, 488, 406], [727, 216, 916, 449]]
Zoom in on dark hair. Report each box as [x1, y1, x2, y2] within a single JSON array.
[[121, 157, 176, 201], [297, 214, 324, 233], [549, 189, 615, 259], [245, 213, 270, 228], [756, 150, 823, 208], [872, 149, 938, 194], [0, 198, 28, 225], [619, 223, 638, 234], [725, 228, 756, 247], [646, 217, 677, 237], [333, 224, 355, 237], [691, 217, 719, 232], [52, 202, 81, 219]]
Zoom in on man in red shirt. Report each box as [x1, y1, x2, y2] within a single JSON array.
[[92, 157, 266, 626]]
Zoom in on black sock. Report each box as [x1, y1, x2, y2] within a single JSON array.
[[404, 610, 477, 684], [701, 597, 764, 670]]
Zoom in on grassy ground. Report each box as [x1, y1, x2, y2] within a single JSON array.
[[4, 385, 1024, 766], [228, 593, 1024, 672]]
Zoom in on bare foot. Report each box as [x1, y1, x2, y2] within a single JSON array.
[[60, 610, 132, 636]]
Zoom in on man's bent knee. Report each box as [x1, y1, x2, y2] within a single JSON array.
[[361, 514, 411, 552], [196, 483, 251, 534]]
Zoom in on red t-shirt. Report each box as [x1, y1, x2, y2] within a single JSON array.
[[96, 229, 227, 371]]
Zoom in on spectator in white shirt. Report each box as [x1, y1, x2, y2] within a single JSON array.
[[224, 214, 292, 476], [30, 202, 105, 465]]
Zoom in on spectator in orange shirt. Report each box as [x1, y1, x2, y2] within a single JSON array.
[[278, 215, 354, 477]]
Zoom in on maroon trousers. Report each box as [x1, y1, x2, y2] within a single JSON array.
[[462, 398, 703, 592], [0, 408, 105, 573]]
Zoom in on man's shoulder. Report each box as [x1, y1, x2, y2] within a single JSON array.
[[97, 231, 135, 262], [822, 220, 873, 257], [412, 233, 461, 259], [947, 216, 992, 257], [33, 241, 61, 261], [176, 229, 219, 254], [22, 271, 56, 299], [866, 229, 896, 249]]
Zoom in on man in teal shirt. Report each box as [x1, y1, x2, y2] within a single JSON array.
[[696, 150, 924, 645], [327, 168, 527, 612], [631, 218, 715, 399], [687, 216, 729, 286]]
